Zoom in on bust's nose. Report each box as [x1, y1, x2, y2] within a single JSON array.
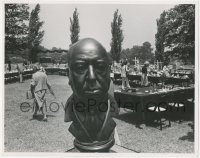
[[87, 65, 96, 81]]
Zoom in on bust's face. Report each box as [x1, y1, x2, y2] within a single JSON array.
[[69, 39, 110, 101]]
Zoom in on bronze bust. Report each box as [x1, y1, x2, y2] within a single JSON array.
[[64, 38, 119, 152]]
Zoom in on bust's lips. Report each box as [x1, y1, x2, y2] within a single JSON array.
[[83, 89, 102, 96]]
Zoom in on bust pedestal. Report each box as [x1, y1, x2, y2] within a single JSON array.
[[66, 144, 136, 153], [74, 138, 115, 152]]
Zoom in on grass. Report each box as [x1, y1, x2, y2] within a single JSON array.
[[4, 75, 194, 153]]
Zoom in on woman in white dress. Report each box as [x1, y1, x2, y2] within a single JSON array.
[[121, 60, 130, 90]]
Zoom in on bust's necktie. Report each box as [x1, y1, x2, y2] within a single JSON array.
[[85, 109, 98, 140]]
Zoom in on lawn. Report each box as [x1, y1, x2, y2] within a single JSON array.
[[4, 75, 194, 153]]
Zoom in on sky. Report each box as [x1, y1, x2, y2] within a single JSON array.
[[30, 3, 175, 52]]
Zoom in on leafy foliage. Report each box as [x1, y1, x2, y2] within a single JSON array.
[[70, 8, 80, 44], [155, 4, 195, 64], [155, 11, 167, 62], [121, 42, 154, 64], [5, 4, 29, 53], [110, 9, 124, 62], [28, 4, 44, 62]]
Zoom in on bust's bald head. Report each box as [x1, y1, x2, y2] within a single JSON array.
[[67, 38, 111, 101], [68, 38, 109, 66]]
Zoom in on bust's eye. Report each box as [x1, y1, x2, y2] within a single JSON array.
[[73, 63, 87, 72], [95, 62, 107, 72]]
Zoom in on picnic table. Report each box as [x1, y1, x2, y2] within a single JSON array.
[[113, 72, 191, 86], [114, 73, 142, 82], [45, 67, 60, 75], [4, 67, 70, 84], [44, 67, 69, 75], [5, 69, 33, 77], [171, 72, 193, 79], [148, 76, 161, 84], [165, 77, 190, 85], [58, 67, 69, 76], [114, 86, 194, 123], [5, 69, 33, 84], [127, 74, 141, 81], [5, 71, 18, 78]]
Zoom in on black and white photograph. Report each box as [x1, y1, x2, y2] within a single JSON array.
[[1, 0, 199, 156]]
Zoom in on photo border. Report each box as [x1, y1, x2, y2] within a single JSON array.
[[0, 0, 199, 158]]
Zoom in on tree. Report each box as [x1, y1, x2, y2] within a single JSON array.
[[121, 42, 154, 64], [110, 9, 124, 62], [70, 8, 80, 44], [155, 4, 195, 64], [52, 47, 58, 51], [5, 4, 29, 55], [142, 42, 154, 62], [27, 4, 44, 62], [155, 11, 167, 62]]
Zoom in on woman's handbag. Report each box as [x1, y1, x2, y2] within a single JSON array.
[[26, 90, 34, 99]]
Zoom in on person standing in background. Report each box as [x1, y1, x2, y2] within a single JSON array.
[[30, 66, 55, 121], [110, 61, 114, 81], [16, 63, 24, 83], [163, 65, 170, 77], [23, 60, 28, 70], [141, 61, 149, 87], [109, 61, 116, 97], [8, 60, 11, 72], [121, 60, 130, 90]]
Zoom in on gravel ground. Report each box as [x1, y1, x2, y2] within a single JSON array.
[[4, 75, 194, 153]]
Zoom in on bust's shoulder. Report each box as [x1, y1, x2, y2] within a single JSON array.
[[66, 94, 74, 104], [108, 94, 119, 116], [64, 94, 74, 122]]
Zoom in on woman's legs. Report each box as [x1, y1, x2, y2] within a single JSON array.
[[33, 99, 39, 117], [19, 73, 23, 83], [122, 77, 125, 90], [141, 74, 144, 86], [40, 92, 47, 120], [34, 90, 47, 121], [41, 101, 47, 121], [125, 77, 130, 88], [144, 74, 148, 86]]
